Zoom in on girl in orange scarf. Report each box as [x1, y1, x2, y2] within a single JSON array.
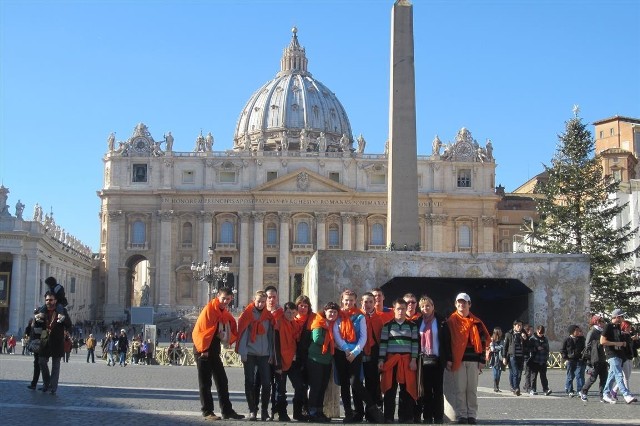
[[307, 302, 340, 422]]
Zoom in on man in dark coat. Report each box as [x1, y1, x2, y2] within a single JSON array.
[[37, 290, 72, 394]]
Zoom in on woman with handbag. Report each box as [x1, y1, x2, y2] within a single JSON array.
[[488, 327, 505, 392], [415, 296, 446, 424]]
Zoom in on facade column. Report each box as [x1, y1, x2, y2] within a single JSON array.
[[355, 215, 366, 251], [162, 158, 173, 188], [278, 212, 291, 303], [8, 253, 23, 334], [238, 212, 251, 309], [315, 213, 327, 250], [252, 212, 265, 299], [157, 210, 174, 309], [481, 216, 495, 253], [200, 211, 214, 305], [427, 214, 447, 252], [341, 213, 354, 250], [24, 252, 39, 318], [419, 214, 427, 251], [104, 210, 123, 320]]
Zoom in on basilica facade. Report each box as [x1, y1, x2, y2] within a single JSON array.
[[97, 30, 499, 321]]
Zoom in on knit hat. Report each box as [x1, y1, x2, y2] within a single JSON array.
[[45, 276, 57, 287]]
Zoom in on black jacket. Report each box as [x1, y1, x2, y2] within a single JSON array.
[[561, 335, 586, 361], [37, 308, 72, 358]]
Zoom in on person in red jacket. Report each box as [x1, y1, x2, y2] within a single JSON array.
[[192, 287, 244, 421]]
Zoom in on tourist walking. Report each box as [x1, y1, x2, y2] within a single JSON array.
[[580, 315, 608, 401], [561, 324, 585, 397], [601, 309, 637, 404], [488, 327, 505, 393], [503, 319, 526, 395], [528, 325, 552, 395], [85, 334, 96, 363], [37, 290, 72, 394]]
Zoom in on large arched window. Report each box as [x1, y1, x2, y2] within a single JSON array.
[[459, 225, 471, 249], [182, 222, 193, 247], [132, 220, 146, 245], [296, 221, 310, 244], [221, 221, 235, 243], [328, 224, 340, 248], [371, 223, 384, 245]]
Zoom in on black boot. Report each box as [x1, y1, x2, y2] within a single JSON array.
[[293, 402, 308, 421], [365, 405, 385, 424], [494, 380, 500, 392]]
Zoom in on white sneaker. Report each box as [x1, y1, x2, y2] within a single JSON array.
[[579, 391, 588, 401], [624, 394, 638, 404], [529, 390, 537, 396], [602, 393, 617, 404]]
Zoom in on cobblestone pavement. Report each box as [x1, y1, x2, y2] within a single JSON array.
[[0, 351, 637, 425]]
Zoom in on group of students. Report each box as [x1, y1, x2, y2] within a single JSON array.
[[192, 286, 490, 424], [486, 320, 553, 396], [561, 310, 638, 404]]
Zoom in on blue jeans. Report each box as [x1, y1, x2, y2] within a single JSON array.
[[509, 356, 523, 391], [564, 359, 585, 392], [119, 351, 127, 365], [603, 357, 630, 397]]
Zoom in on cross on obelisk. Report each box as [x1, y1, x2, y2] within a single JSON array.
[[387, 0, 419, 249]]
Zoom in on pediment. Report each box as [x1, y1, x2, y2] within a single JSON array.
[[254, 168, 353, 193]]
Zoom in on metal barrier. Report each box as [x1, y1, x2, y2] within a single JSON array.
[[151, 345, 242, 367]]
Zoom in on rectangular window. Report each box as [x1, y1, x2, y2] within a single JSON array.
[[220, 256, 233, 264], [457, 169, 471, 188], [266, 256, 277, 265], [267, 171, 278, 182], [329, 172, 340, 183], [219, 171, 236, 183], [132, 164, 147, 183], [502, 229, 509, 237], [599, 130, 604, 138], [266, 227, 278, 246], [182, 170, 195, 184], [502, 216, 509, 223], [371, 173, 385, 185], [69, 277, 76, 294], [610, 128, 614, 136]]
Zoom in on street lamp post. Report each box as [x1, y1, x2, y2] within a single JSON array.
[[191, 246, 230, 299]]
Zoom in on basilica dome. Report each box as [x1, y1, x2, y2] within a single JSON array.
[[233, 28, 353, 153]]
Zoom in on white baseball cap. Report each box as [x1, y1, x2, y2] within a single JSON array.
[[455, 293, 471, 303]]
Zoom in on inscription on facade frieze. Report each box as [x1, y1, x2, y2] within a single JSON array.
[[161, 197, 441, 208]]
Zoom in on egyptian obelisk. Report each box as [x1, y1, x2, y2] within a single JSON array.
[[387, 0, 419, 249]]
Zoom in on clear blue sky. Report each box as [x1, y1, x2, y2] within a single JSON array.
[[1, 0, 639, 251]]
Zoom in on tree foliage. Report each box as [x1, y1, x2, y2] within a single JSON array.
[[529, 115, 639, 318]]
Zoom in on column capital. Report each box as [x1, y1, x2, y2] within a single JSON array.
[[315, 212, 328, 223], [425, 213, 448, 225], [199, 211, 215, 220], [355, 214, 367, 225], [239, 211, 251, 222], [340, 212, 356, 222], [157, 210, 175, 221], [481, 215, 495, 226], [107, 210, 123, 222], [252, 211, 266, 222], [278, 212, 291, 222]]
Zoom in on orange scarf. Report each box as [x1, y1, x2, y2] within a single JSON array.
[[295, 313, 314, 331], [447, 311, 489, 372], [407, 311, 421, 322], [380, 353, 418, 401], [192, 298, 238, 353], [310, 313, 335, 355], [276, 318, 300, 371], [363, 310, 390, 356], [236, 303, 273, 349], [339, 307, 361, 343]]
